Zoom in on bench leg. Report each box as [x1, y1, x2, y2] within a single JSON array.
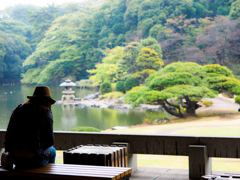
[[189, 145, 212, 180], [118, 174, 131, 180], [128, 154, 137, 172], [112, 142, 137, 172]]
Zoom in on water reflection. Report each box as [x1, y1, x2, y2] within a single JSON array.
[[61, 105, 77, 130], [0, 84, 25, 128], [0, 83, 171, 131]]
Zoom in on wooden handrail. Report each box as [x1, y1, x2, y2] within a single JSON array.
[[1, 130, 240, 158], [1, 129, 239, 179]]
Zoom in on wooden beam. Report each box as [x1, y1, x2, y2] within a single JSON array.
[[1, 130, 240, 158]]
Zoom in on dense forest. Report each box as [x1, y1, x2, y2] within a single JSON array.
[[0, 0, 240, 83]]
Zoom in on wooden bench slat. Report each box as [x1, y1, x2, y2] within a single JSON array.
[[60, 163, 132, 175], [47, 166, 130, 177], [41, 164, 131, 174], [20, 170, 118, 179], [53, 163, 132, 172], [0, 164, 132, 180], [21, 168, 122, 178], [48, 163, 132, 175], [0, 168, 117, 180], [31, 168, 125, 178], [20, 167, 123, 179], [23, 166, 128, 174], [0, 169, 117, 180]]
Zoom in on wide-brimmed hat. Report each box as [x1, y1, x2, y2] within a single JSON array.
[[27, 86, 56, 104]]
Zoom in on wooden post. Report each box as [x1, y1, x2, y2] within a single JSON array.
[[189, 145, 212, 179]]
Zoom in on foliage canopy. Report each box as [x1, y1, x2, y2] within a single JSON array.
[[125, 62, 240, 118], [0, 0, 240, 83]]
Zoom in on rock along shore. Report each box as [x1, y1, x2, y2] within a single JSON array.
[[55, 98, 163, 111]]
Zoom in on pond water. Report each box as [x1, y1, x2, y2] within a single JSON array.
[[0, 82, 170, 131]]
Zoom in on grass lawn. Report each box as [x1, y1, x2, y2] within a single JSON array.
[[56, 151, 240, 172], [173, 126, 240, 136]]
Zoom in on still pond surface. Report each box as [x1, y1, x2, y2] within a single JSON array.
[[0, 82, 170, 131]]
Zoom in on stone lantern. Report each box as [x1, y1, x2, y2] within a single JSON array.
[[60, 79, 76, 103]]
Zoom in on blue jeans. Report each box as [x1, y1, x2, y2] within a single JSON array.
[[38, 146, 56, 166], [14, 146, 56, 169]]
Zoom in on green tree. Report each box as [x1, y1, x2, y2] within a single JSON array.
[[0, 31, 32, 80], [21, 2, 105, 84], [118, 42, 140, 76], [133, 47, 163, 84], [140, 37, 163, 59], [16, 0, 240, 84], [229, 0, 240, 20], [0, 4, 38, 23], [136, 48, 163, 70], [100, 81, 112, 94], [28, 4, 65, 48], [0, 20, 32, 37], [124, 77, 140, 91], [137, 18, 154, 36], [125, 62, 240, 118], [149, 24, 170, 41], [142, 85, 215, 117], [116, 81, 125, 92], [124, 85, 149, 105], [131, 37, 163, 83], [149, 72, 202, 91], [94, 0, 127, 48], [235, 95, 240, 104], [132, 69, 157, 84], [206, 0, 234, 16], [87, 47, 125, 86], [203, 64, 240, 95]]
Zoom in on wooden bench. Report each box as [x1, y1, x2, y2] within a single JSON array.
[[0, 163, 132, 180], [64, 145, 128, 167]]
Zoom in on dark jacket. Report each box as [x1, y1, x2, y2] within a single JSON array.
[[4, 103, 54, 160]]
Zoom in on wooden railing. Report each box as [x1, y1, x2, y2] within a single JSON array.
[[1, 130, 240, 179]]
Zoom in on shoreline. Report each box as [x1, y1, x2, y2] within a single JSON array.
[[54, 98, 163, 111], [102, 110, 240, 134], [55, 93, 239, 112]]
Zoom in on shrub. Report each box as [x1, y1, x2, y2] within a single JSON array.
[[235, 95, 240, 104], [124, 77, 139, 91], [116, 81, 125, 92], [100, 81, 112, 94], [202, 100, 213, 107], [70, 126, 101, 132], [111, 83, 116, 91], [99, 92, 124, 100], [124, 86, 149, 104]]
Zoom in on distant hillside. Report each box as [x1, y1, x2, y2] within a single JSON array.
[[0, 0, 240, 83]]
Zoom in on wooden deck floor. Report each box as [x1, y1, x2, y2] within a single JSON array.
[[131, 167, 231, 180]]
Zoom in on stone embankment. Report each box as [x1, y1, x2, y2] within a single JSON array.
[[55, 92, 163, 111], [55, 92, 240, 112]]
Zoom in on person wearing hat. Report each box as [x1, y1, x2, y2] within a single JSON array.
[[3, 86, 56, 169]]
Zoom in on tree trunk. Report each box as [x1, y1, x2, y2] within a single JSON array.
[[186, 101, 196, 116], [158, 100, 184, 118]]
